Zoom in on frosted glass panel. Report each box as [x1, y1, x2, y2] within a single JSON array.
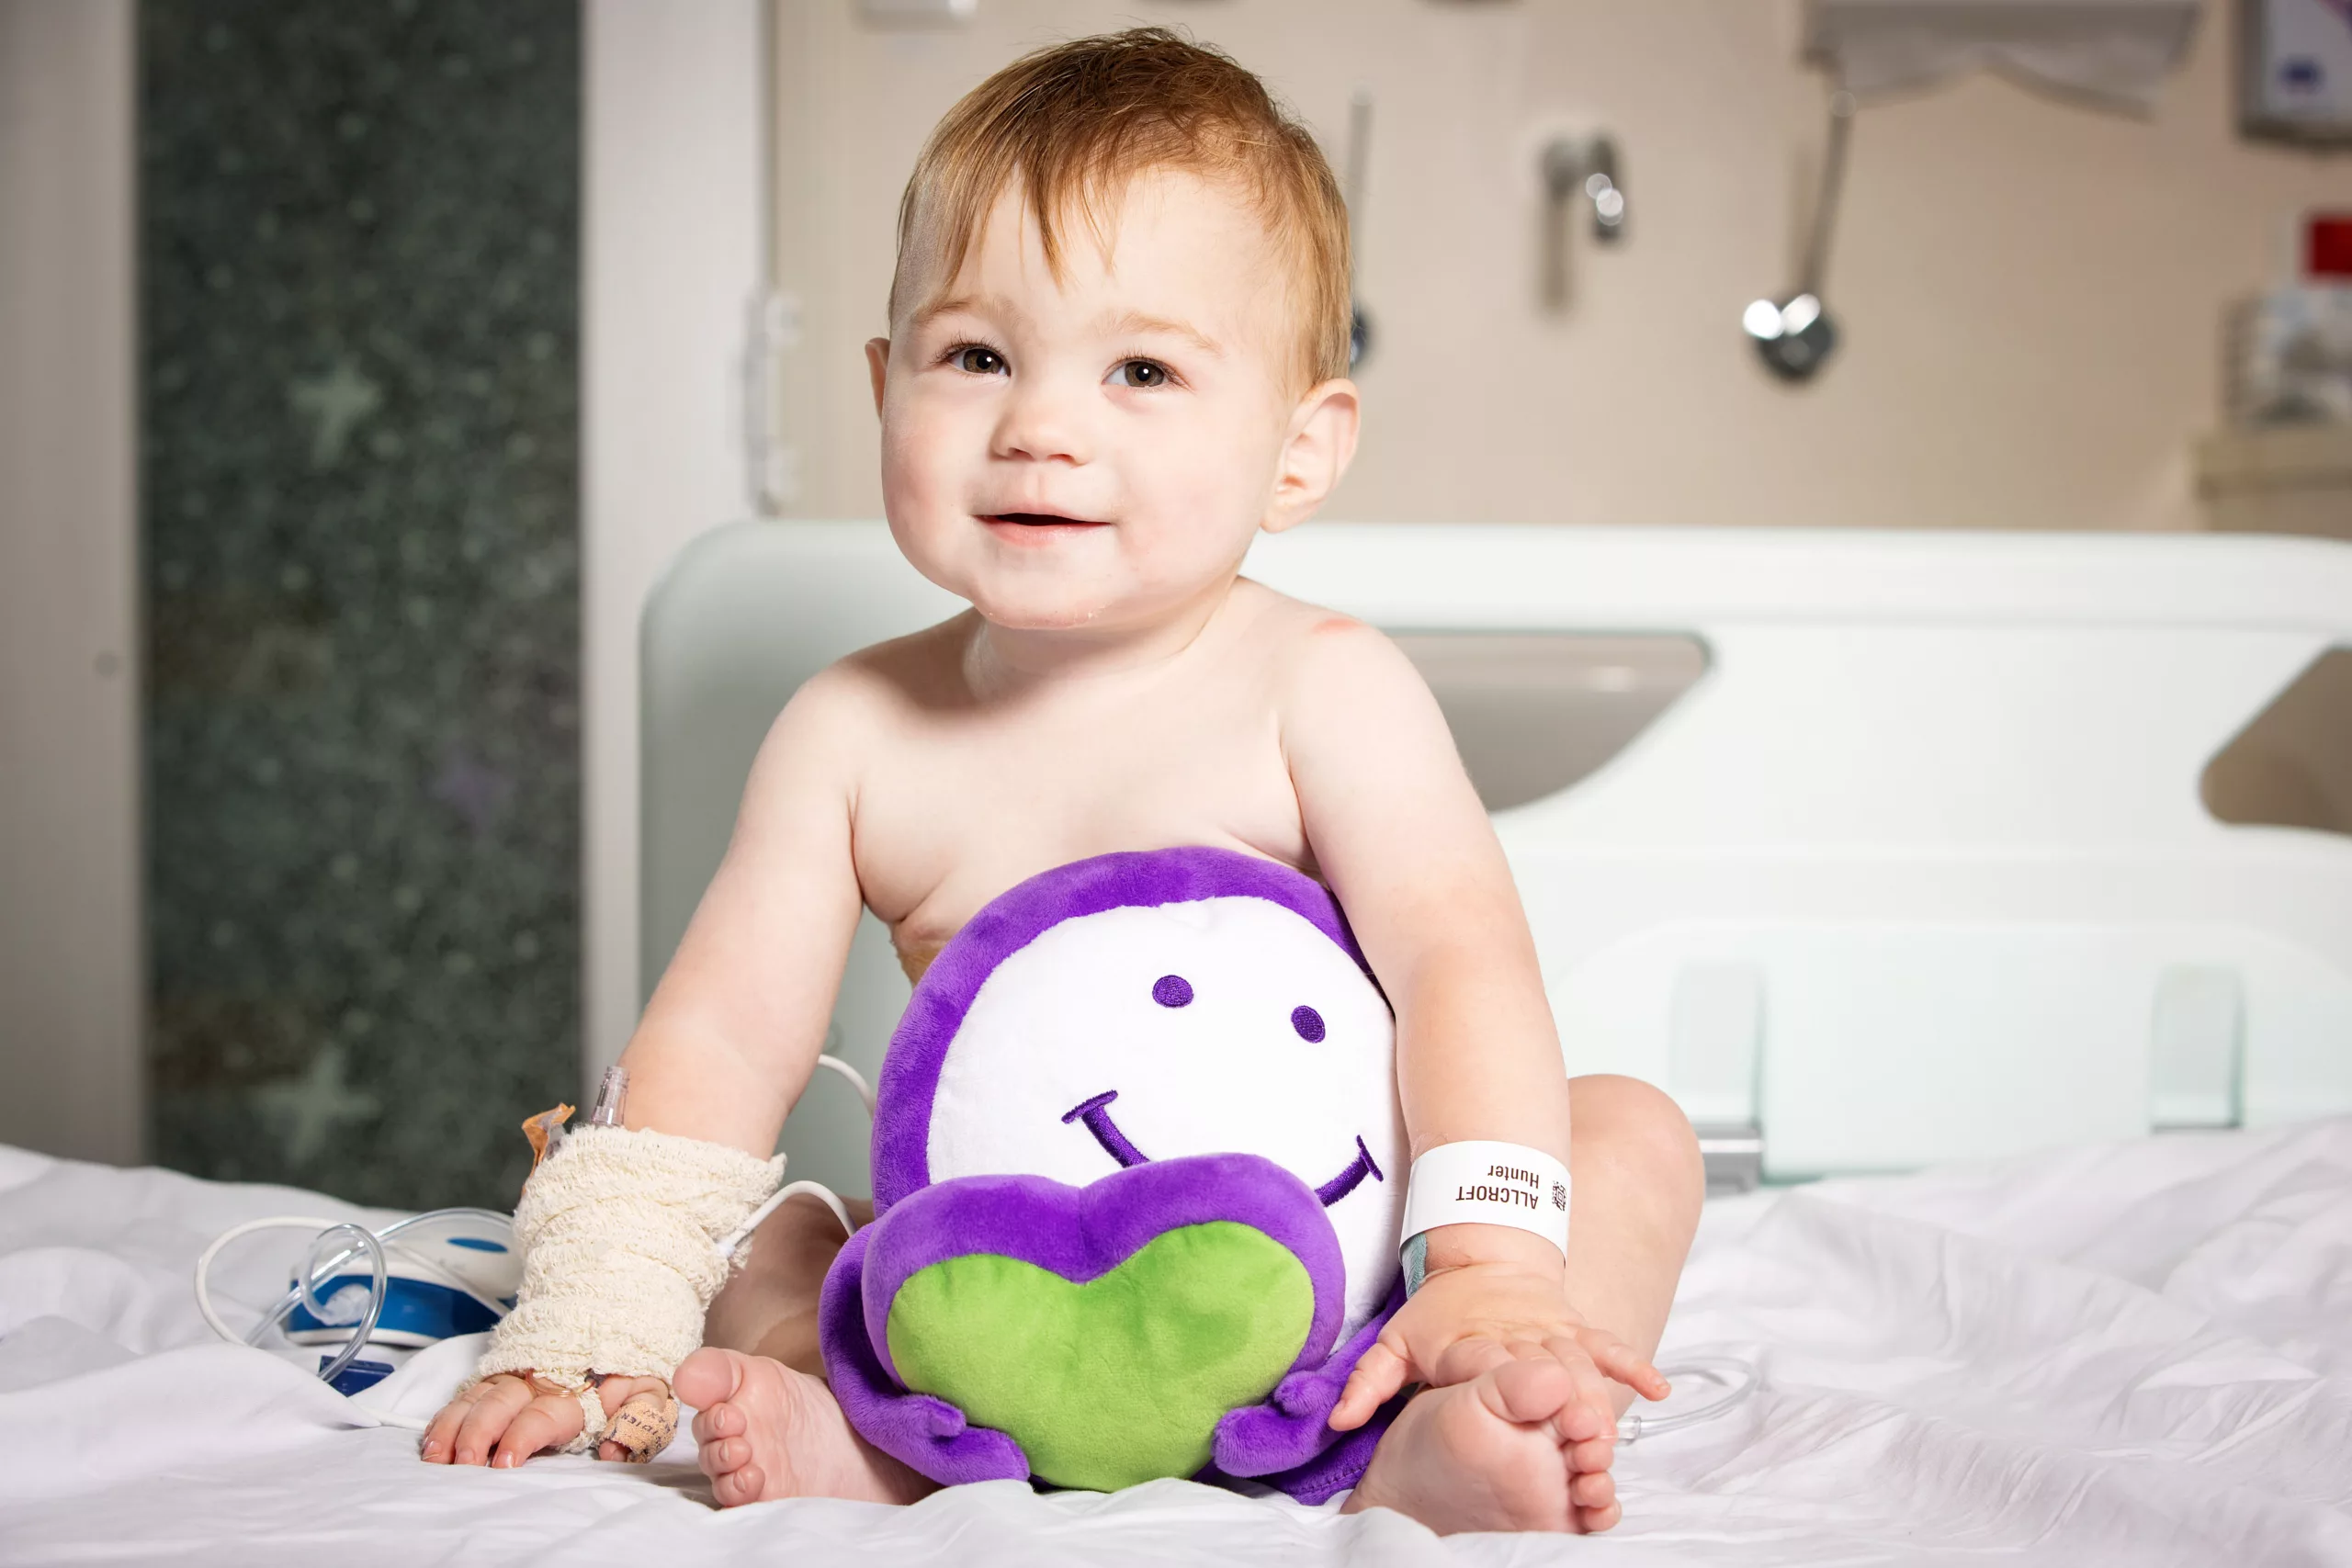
[[141, 1, 582, 1208]]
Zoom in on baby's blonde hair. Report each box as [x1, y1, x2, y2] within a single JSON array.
[[889, 28, 1352, 390]]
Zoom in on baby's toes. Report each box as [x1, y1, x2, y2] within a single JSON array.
[[1570, 1468, 1615, 1513], [691, 1438, 748, 1485], [712, 1461, 766, 1507], [692, 1399, 741, 1446], [1566, 1431, 1617, 1473], [1576, 1499, 1624, 1535], [673, 1346, 742, 1412], [1480, 1357, 1577, 1428]]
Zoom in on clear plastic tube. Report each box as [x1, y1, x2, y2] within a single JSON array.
[[1617, 1354, 1758, 1443], [200, 1207, 518, 1383], [194, 1215, 388, 1386], [302, 1224, 388, 1385]]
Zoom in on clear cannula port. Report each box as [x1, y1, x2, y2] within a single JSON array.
[[587, 1064, 629, 1128]]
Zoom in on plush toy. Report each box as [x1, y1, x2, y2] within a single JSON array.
[[819, 847, 1409, 1501]]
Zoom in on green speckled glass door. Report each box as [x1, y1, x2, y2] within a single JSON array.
[[141, 0, 581, 1208]]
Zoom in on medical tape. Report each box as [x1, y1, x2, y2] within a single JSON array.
[[471, 1125, 784, 1403], [603, 1387, 681, 1461], [571, 1384, 609, 1453], [1397, 1140, 1571, 1290]]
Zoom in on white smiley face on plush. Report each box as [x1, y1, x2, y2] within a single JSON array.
[[924, 896, 1407, 1336]]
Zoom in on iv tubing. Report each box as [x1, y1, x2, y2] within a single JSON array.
[[1617, 1353, 1758, 1443], [194, 1216, 389, 1387], [197, 1209, 516, 1365]]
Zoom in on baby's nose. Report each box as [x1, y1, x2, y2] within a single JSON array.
[[992, 379, 1091, 466]]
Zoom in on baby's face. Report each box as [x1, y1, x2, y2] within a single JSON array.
[[873, 172, 1354, 635]]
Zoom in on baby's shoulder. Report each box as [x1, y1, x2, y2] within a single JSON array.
[[1231, 578, 1427, 699], [765, 613, 975, 749]]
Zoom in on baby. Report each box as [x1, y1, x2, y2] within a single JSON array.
[[422, 28, 1702, 1536]]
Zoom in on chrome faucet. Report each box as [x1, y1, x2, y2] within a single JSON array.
[[1540, 132, 1625, 308], [1581, 135, 1626, 243]]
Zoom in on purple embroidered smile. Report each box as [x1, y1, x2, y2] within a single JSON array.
[[1061, 1090, 1384, 1208]]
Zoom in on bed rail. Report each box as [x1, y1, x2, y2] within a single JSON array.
[[644, 522, 2352, 1193]]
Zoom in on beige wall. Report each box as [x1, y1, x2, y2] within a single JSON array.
[[768, 0, 2348, 532], [582, 0, 767, 1084], [0, 0, 142, 1163]]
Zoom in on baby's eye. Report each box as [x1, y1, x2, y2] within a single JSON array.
[[1290, 1006, 1325, 1043], [1110, 359, 1170, 389], [954, 345, 1007, 376]]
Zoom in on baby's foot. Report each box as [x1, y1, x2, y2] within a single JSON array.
[[673, 1347, 932, 1508], [1344, 1359, 1621, 1535]]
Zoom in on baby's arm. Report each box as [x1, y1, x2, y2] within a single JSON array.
[[422, 667, 875, 1468], [1274, 617, 1670, 1422]]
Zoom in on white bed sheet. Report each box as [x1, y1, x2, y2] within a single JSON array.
[[0, 1118, 2346, 1566]]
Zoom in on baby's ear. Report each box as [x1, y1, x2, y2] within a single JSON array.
[[1262, 378, 1360, 536], [865, 338, 891, 418]]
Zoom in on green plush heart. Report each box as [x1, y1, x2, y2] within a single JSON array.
[[884, 1221, 1315, 1492]]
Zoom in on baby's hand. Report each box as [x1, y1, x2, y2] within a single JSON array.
[[1329, 1247, 1669, 1524], [420, 1371, 675, 1468]]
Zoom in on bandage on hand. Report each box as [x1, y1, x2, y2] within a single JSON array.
[[512, 1371, 680, 1461], [600, 1383, 681, 1462], [425, 1369, 676, 1468]]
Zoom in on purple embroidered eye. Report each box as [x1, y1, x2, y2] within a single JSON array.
[[1290, 1005, 1325, 1043], [1152, 975, 1193, 1008]]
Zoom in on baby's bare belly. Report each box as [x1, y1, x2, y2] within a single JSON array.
[[879, 829, 1317, 988]]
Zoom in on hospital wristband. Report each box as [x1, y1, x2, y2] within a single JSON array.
[[1397, 1141, 1572, 1292]]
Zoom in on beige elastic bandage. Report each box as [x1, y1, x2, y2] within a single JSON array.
[[470, 1124, 784, 1454]]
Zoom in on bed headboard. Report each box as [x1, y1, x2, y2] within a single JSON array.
[[643, 522, 2352, 1197]]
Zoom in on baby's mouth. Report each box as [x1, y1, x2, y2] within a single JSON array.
[[982, 511, 1106, 528], [1061, 1090, 1384, 1208]]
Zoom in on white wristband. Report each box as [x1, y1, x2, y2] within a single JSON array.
[[1399, 1140, 1572, 1263]]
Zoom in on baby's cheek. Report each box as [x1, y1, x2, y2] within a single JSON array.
[[880, 422, 955, 523]]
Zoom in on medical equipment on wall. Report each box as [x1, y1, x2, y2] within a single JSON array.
[[1344, 88, 1375, 368], [1537, 130, 1626, 312], [1742, 91, 1851, 383], [1750, 0, 2203, 378], [2240, 0, 2352, 144], [1803, 0, 2200, 110]]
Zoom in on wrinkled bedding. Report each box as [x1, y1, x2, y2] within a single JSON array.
[[1, 1118, 2346, 1565]]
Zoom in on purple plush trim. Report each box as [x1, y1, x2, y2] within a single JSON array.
[[872, 848, 1372, 1211], [1210, 1274, 1407, 1482], [857, 1154, 1346, 1390], [1239, 1390, 1410, 1506], [816, 1225, 1031, 1486]]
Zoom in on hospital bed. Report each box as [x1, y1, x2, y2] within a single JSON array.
[[642, 523, 2352, 1201], [3, 521, 2347, 1565]]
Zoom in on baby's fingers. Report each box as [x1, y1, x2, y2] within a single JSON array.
[[1428, 1335, 1516, 1390], [492, 1393, 587, 1469], [1540, 1337, 1617, 1447], [450, 1377, 534, 1465], [420, 1383, 489, 1462], [597, 1385, 679, 1463], [1329, 1340, 1409, 1431], [1579, 1326, 1670, 1403]]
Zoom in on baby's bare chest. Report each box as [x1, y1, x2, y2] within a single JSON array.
[[851, 682, 1309, 951]]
